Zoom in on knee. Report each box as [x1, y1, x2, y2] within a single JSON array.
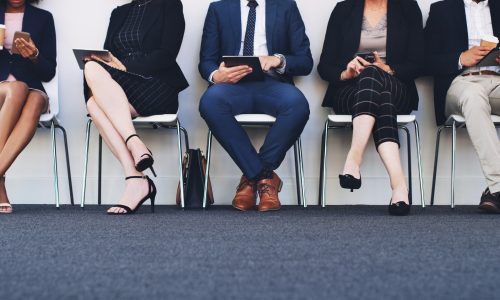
[[5, 81, 29, 104], [358, 65, 385, 87], [24, 92, 47, 116], [283, 92, 310, 122], [84, 61, 105, 86], [199, 85, 228, 119], [460, 89, 491, 113]]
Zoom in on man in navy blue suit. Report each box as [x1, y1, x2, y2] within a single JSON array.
[[198, 0, 312, 212]]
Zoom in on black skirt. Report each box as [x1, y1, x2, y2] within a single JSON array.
[[84, 61, 179, 117]]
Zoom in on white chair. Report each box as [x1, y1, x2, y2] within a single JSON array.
[[202, 114, 307, 208], [319, 114, 425, 208], [430, 114, 500, 208], [80, 114, 188, 208], [37, 70, 74, 208]]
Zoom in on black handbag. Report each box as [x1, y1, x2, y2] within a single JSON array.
[[176, 149, 214, 208]]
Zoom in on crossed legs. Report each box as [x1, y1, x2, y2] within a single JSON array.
[[84, 61, 151, 214], [337, 66, 410, 204], [0, 82, 48, 212]]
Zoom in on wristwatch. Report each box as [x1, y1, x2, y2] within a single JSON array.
[[273, 53, 285, 68]]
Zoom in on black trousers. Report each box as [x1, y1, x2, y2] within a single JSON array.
[[331, 65, 412, 147]]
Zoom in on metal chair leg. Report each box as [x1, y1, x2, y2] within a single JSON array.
[[55, 125, 74, 205], [414, 120, 425, 208], [176, 120, 185, 208], [431, 126, 445, 206], [451, 121, 457, 208], [80, 119, 92, 208], [298, 137, 307, 208], [98, 135, 102, 206], [400, 126, 412, 203], [293, 141, 302, 206], [202, 130, 213, 208], [179, 126, 190, 152], [320, 121, 329, 208], [51, 121, 60, 209]]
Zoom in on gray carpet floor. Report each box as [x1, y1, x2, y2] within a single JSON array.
[[0, 205, 499, 300]]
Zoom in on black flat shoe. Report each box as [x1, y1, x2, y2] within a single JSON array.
[[339, 174, 361, 192], [478, 188, 500, 213], [107, 175, 157, 215], [388, 193, 412, 216], [126, 134, 157, 177]]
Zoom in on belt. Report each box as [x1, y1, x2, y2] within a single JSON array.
[[462, 70, 500, 77]]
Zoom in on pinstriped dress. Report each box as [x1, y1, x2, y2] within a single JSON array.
[[85, 0, 178, 116]]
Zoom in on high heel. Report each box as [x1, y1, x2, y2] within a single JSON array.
[[125, 134, 157, 177], [0, 176, 12, 214], [107, 175, 157, 215], [339, 174, 362, 192], [388, 193, 412, 216]]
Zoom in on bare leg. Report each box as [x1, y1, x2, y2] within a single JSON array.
[[0, 82, 29, 152], [0, 90, 45, 211], [378, 141, 409, 204], [87, 97, 149, 214], [84, 62, 149, 164], [343, 115, 376, 178]]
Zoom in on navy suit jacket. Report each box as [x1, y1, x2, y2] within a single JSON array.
[[425, 0, 500, 125], [198, 0, 313, 84], [0, 4, 56, 93]]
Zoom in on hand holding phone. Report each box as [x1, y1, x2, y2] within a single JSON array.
[[12, 31, 34, 55]]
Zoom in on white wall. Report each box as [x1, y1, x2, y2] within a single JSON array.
[[7, 0, 493, 206]]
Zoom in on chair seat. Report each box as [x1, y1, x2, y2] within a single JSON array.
[[328, 114, 416, 126], [446, 114, 500, 125], [39, 112, 55, 123], [132, 114, 178, 125], [235, 114, 276, 124]]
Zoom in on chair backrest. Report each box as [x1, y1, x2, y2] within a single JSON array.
[[41, 69, 59, 116]]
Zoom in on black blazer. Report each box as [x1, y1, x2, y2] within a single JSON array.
[[425, 0, 500, 125], [104, 0, 188, 92], [0, 4, 56, 93], [317, 0, 424, 110]]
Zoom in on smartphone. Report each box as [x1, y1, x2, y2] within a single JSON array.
[[12, 31, 32, 55], [355, 51, 375, 63]]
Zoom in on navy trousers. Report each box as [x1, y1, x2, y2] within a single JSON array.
[[199, 77, 310, 180]]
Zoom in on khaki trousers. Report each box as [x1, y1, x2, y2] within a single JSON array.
[[446, 75, 500, 193]]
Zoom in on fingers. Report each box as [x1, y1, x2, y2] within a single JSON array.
[[356, 56, 371, 66], [373, 51, 382, 63], [90, 54, 105, 63]]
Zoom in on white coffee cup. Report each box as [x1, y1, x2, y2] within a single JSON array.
[[481, 35, 499, 49]]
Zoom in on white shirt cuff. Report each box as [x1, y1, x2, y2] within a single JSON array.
[[208, 70, 218, 84], [458, 54, 463, 70]]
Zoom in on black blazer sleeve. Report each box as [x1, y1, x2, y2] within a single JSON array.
[[391, 0, 424, 82], [317, 4, 346, 85], [33, 12, 56, 82], [104, 0, 185, 76]]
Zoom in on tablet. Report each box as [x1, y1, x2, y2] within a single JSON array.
[[222, 56, 265, 81], [73, 49, 111, 70], [477, 48, 500, 68]]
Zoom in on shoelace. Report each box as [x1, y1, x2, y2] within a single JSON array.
[[258, 184, 275, 197]]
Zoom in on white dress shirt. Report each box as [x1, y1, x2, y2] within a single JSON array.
[[209, 0, 286, 83], [460, 0, 500, 74], [239, 0, 268, 56]]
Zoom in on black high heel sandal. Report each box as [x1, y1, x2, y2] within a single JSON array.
[[339, 174, 362, 192], [388, 193, 412, 216], [107, 175, 157, 215], [125, 134, 157, 177]]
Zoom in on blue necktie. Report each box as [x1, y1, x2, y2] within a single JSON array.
[[243, 0, 258, 56]]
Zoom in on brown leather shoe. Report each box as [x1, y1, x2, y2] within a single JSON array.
[[232, 176, 257, 211], [257, 172, 283, 212]]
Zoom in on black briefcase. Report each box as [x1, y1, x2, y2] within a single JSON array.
[[176, 149, 214, 208]]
